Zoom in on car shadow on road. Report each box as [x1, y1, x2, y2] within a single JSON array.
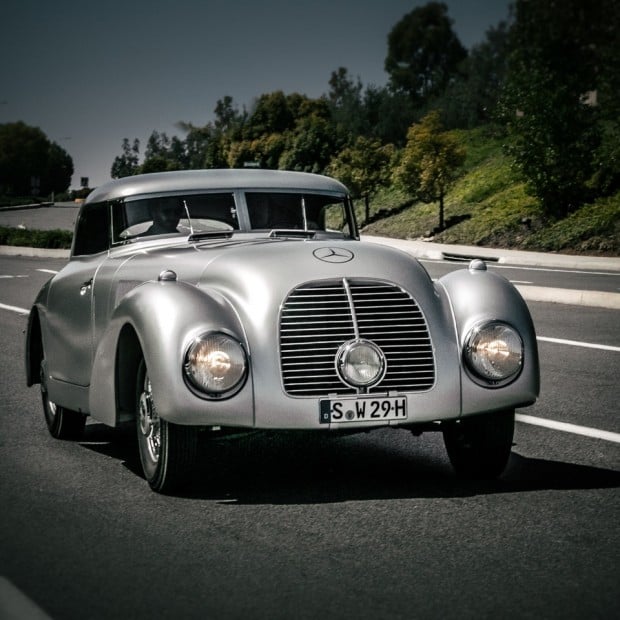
[[79, 424, 620, 503]]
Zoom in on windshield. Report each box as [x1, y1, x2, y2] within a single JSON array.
[[111, 192, 238, 244], [110, 189, 355, 245], [246, 192, 354, 238]]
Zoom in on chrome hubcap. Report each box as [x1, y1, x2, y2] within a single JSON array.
[[40, 366, 57, 419], [138, 376, 160, 463]]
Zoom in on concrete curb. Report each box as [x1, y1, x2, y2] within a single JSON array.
[[0, 245, 70, 259], [0, 202, 54, 212]]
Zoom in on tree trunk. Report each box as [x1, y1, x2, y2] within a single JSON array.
[[438, 192, 445, 231], [364, 194, 370, 226]]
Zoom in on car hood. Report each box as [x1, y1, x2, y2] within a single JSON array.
[[117, 238, 433, 311], [111, 236, 440, 336], [195, 237, 435, 308]]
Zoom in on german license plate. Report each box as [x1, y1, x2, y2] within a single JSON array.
[[319, 396, 407, 424]]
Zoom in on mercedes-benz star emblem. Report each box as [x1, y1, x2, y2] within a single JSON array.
[[313, 247, 355, 263]]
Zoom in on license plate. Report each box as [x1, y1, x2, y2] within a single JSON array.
[[319, 396, 407, 424]]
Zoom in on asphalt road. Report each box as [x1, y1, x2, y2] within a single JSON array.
[[0, 254, 618, 619]]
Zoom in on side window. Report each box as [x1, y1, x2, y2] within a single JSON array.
[[322, 203, 349, 235], [72, 202, 110, 256]]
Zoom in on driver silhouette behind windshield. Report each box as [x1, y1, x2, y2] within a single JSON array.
[[147, 199, 183, 235]]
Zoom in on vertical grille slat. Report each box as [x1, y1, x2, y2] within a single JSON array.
[[279, 279, 435, 396]]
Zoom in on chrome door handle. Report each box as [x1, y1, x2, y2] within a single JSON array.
[[80, 278, 93, 296]]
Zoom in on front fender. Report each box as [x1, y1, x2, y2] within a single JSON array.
[[437, 263, 540, 415], [88, 279, 254, 427]]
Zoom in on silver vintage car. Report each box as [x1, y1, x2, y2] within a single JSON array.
[[26, 169, 539, 492]]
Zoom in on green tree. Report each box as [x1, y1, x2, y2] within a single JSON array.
[[141, 131, 185, 173], [245, 91, 295, 139], [327, 67, 368, 138], [179, 97, 244, 170], [362, 85, 416, 146], [328, 136, 395, 224], [111, 138, 140, 178], [0, 121, 73, 195], [434, 22, 510, 129], [498, 0, 614, 216], [226, 133, 286, 169], [181, 123, 228, 169], [43, 142, 74, 194], [385, 2, 467, 105], [395, 110, 466, 230], [213, 96, 243, 134]]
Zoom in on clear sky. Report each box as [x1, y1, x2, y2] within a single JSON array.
[[2, 0, 512, 188]]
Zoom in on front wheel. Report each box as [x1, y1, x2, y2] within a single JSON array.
[[442, 409, 515, 479], [136, 359, 197, 493], [41, 363, 86, 440]]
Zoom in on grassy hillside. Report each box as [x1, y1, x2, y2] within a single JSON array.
[[362, 127, 620, 256]]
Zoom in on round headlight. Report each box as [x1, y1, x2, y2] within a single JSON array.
[[337, 340, 385, 388], [464, 321, 523, 384], [184, 333, 246, 395]]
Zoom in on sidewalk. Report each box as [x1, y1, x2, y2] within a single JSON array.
[[362, 235, 620, 272]]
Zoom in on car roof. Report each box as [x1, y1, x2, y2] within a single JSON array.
[[85, 169, 350, 204]]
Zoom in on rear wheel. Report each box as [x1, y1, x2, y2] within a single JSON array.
[[442, 409, 515, 479], [40, 363, 86, 440], [136, 359, 197, 493]]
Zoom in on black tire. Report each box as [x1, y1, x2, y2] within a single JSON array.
[[135, 359, 197, 493], [40, 362, 86, 440], [442, 409, 515, 479]]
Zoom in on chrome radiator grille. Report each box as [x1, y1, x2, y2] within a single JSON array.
[[279, 279, 435, 396]]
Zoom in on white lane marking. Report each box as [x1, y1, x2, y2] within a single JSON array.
[[0, 275, 28, 278], [510, 280, 532, 284], [0, 576, 52, 619], [537, 336, 620, 352], [516, 414, 620, 444], [0, 302, 29, 315], [37, 269, 58, 274]]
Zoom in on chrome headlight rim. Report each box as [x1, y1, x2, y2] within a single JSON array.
[[183, 331, 248, 399], [463, 320, 523, 388], [336, 339, 386, 389]]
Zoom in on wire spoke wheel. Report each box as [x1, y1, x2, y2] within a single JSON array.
[[135, 359, 197, 493], [40, 361, 86, 440]]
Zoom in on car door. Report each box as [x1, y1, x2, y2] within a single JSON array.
[[44, 202, 110, 387]]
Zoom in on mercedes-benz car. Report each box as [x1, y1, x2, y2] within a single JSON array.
[[25, 169, 539, 493]]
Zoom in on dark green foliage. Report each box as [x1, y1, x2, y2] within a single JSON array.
[[499, 0, 618, 216], [327, 136, 395, 224], [0, 122, 73, 195], [110, 138, 140, 178], [395, 111, 466, 230], [385, 2, 467, 104], [0, 226, 72, 249], [432, 22, 511, 129]]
